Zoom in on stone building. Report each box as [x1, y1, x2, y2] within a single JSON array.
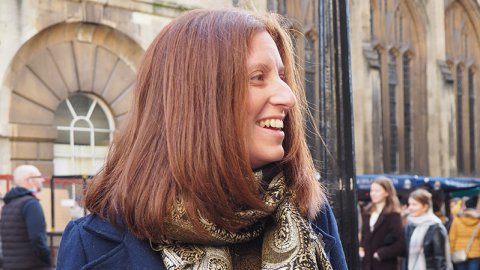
[[351, 0, 480, 178]]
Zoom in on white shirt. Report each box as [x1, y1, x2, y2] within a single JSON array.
[[369, 201, 385, 231]]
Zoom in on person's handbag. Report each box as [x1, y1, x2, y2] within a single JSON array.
[[451, 249, 467, 263], [452, 222, 480, 263]]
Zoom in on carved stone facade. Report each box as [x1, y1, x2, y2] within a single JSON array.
[[350, 0, 480, 177]]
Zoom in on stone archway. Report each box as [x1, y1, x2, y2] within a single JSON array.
[[6, 22, 144, 175]]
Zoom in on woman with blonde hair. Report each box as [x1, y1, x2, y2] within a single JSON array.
[[403, 189, 452, 270], [360, 177, 405, 270], [56, 8, 346, 269]]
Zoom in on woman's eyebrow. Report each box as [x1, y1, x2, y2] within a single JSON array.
[[248, 63, 271, 72], [248, 62, 285, 73]]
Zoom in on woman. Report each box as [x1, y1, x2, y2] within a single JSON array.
[[360, 177, 405, 270], [403, 189, 452, 270], [56, 8, 347, 270], [449, 195, 480, 270]]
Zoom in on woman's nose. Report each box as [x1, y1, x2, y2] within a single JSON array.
[[271, 80, 296, 110]]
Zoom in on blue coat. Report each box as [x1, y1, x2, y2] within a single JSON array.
[[57, 203, 347, 269]]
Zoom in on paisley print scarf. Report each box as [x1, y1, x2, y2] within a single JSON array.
[[150, 167, 332, 270]]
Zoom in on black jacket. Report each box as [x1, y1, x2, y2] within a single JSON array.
[[403, 223, 448, 270], [1, 187, 51, 269]]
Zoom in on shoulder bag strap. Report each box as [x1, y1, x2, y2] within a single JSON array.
[[465, 222, 480, 254]]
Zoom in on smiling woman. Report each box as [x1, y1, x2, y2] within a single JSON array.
[[247, 31, 296, 170], [57, 8, 347, 270]]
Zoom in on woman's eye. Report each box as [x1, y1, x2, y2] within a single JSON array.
[[250, 74, 264, 81]]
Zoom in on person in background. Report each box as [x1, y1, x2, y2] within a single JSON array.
[[360, 177, 405, 270], [0, 165, 51, 269], [57, 8, 347, 269], [449, 195, 480, 270], [445, 198, 462, 231], [400, 196, 410, 226], [403, 188, 452, 270]]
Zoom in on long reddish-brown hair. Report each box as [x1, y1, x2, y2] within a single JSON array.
[[85, 8, 324, 241]]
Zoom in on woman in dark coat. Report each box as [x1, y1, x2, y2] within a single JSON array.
[[360, 177, 405, 270]]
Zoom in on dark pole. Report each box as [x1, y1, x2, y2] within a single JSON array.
[[334, 0, 359, 268], [317, 0, 359, 269], [49, 175, 55, 259], [50, 175, 55, 231]]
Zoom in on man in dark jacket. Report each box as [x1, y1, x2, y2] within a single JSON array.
[[0, 165, 51, 269]]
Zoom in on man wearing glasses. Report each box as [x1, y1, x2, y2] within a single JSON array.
[[0, 165, 51, 269]]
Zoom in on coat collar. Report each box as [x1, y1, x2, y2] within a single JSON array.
[[371, 212, 386, 233], [79, 215, 166, 269], [82, 214, 125, 242]]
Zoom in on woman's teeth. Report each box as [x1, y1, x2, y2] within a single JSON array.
[[258, 119, 284, 129]]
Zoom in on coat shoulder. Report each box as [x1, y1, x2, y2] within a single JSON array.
[[312, 201, 348, 270], [57, 215, 127, 269], [57, 214, 167, 269]]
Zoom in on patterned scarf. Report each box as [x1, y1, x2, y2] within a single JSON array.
[[150, 167, 332, 270]]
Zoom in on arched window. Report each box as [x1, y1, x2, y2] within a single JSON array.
[[457, 65, 464, 173], [387, 51, 398, 171], [446, 2, 480, 175], [371, 0, 421, 173], [53, 94, 115, 175], [403, 53, 412, 172], [468, 67, 476, 172]]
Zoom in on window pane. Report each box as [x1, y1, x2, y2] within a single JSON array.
[[73, 130, 92, 146], [95, 132, 110, 146], [69, 95, 93, 117], [388, 52, 398, 172], [75, 119, 89, 128], [56, 130, 70, 144], [469, 68, 475, 173], [457, 65, 464, 174], [54, 101, 73, 127], [403, 55, 412, 172], [90, 104, 110, 129]]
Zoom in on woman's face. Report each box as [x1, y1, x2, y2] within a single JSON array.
[[408, 197, 429, 217], [370, 183, 389, 204], [246, 31, 296, 170]]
